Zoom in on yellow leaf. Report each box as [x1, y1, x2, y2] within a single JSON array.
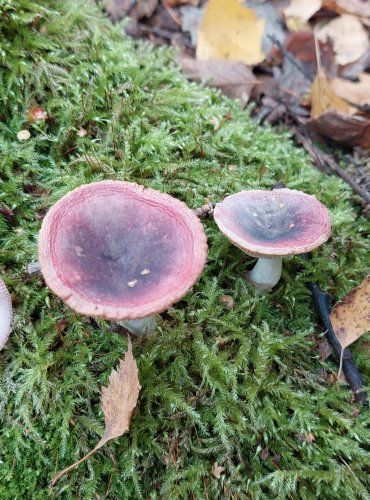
[[51, 340, 141, 485], [310, 70, 349, 118], [330, 276, 370, 349], [196, 0, 265, 65]]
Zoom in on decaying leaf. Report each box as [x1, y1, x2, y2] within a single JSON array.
[[284, 0, 322, 22], [177, 56, 257, 105], [196, 0, 265, 65], [317, 14, 369, 66], [180, 4, 205, 47], [310, 70, 349, 118], [330, 276, 370, 349], [51, 340, 141, 485], [102, 0, 133, 22], [306, 110, 370, 147], [322, 0, 370, 18], [211, 462, 225, 479], [330, 73, 370, 109]]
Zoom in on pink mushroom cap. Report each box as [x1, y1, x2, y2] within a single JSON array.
[[214, 188, 331, 257], [0, 277, 12, 350], [38, 181, 207, 320]]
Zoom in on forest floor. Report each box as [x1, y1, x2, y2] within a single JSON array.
[[0, 1, 369, 498]]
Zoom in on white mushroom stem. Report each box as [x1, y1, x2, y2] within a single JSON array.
[[0, 278, 12, 350], [246, 257, 283, 291], [118, 316, 157, 337]]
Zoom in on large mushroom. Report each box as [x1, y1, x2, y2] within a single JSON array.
[[214, 188, 331, 290], [38, 180, 207, 336], [0, 277, 12, 350]]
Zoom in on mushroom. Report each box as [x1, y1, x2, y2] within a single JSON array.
[[0, 277, 12, 350], [213, 188, 331, 290], [38, 180, 207, 336]]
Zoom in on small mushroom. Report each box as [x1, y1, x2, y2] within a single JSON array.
[[38, 180, 207, 336], [214, 188, 331, 290], [0, 277, 12, 350]]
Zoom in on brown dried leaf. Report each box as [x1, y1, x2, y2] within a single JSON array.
[[322, 0, 370, 18], [310, 70, 350, 118], [260, 447, 270, 460], [177, 56, 257, 105], [51, 341, 141, 485], [305, 432, 315, 444], [317, 339, 333, 361], [330, 276, 370, 349], [306, 110, 370, 147], [330, 73, 370, 109], [102, 0, 133, 22], [211, 463, 225, 479], [317, 14, 369, 66], [284, 0, 322, 22], [196, 0, 265, 65]]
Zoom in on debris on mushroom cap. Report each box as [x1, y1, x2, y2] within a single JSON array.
[[214, 188, 331, 257], [0, 277, 12, 351], [38, 181, 208, 320]]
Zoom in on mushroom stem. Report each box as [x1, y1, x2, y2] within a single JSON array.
[[246, 257, 283, 290], [118, 316, 157, 337]]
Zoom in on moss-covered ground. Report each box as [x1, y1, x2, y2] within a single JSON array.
[[0, 1, 369, 498]]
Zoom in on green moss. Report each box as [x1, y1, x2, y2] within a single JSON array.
[[0, 1, 369, 498]]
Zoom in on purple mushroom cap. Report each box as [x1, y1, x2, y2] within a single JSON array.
[[214, 188, 331, 257], [38, 181, 207, 320]]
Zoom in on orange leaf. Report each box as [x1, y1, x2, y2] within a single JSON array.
[[330, 276, 370, 349], [196, 0, 265, 65], [51, 340, 141, 485], [310, 70, 349, 118]]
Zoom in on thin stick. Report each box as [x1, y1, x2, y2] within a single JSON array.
[[300, 253, 368, 405], [293, 128, 370, 206]]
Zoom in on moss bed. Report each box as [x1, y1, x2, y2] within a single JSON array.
[[0, 1, 369, 498]]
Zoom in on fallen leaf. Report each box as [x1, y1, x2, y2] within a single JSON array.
[[305, 432, 315, 444], [317, 339, 333, 361], [284, 0, 322, 22], [306, 110, 370, 147], [339, 50, 370, 80], [317, 14, 369, 66], [330, 73, 370, 109], [196, 0, 265, 65], [219, 294, 235, 309], [130, 0, 159, 20], [77, 127, 87, 137], [260, 447, 270, 460], [322, 0, 370, 18], [283, 31, 336, 78], [102, 0, 133, 22], [211, 463, 225, 479], [310, 70, 349, 118], [330, 276, 370, 349], [51, 340, 141, 485], [177, 56, 257, 105]]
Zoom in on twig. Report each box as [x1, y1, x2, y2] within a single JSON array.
[[137, 24, 192, 48], [267, 35, 313, 82], [293, 128, 370, 206], [301, 253, 368, 405]]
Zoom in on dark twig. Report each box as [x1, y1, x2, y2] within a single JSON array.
[[301, 253, 368, 405], [293, 127, 370, 207]]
